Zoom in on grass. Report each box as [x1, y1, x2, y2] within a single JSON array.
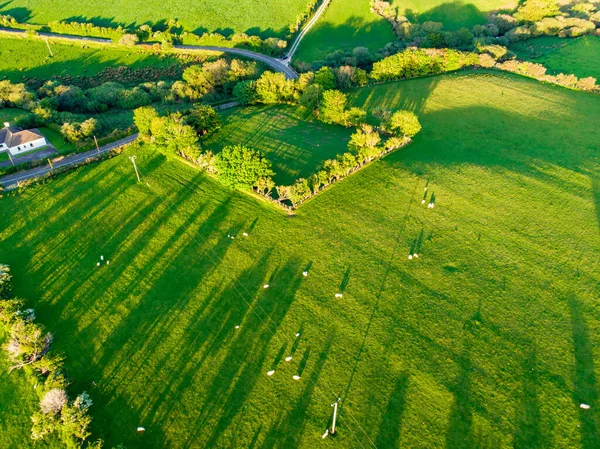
[[392, 0, 517, 30], [13, 145, 51, 159], [1, 71, 600, 448], [509, 36, 600, 80], [203, 104, 353, 185], [0, 0, 309, 38], [294, 0, 395, 63], [0, 35, 184, 82], [37, 127, 75, 155]]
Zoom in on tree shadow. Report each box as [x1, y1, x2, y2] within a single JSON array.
[[568, 295, 600, 448], [406, 1, 487, 31], [0, 4, 32, 22], [446, 342, 474, 449], [375, 372, 410, 449], [513, 345, 545, 449]]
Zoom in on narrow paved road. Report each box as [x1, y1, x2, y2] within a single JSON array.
[[0, 28, 298, 79], [286, 0, 330, 62], [0, 134, 138, 189]]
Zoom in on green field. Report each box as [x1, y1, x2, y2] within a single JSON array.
[[203, 104, 353, 184], [294, 0, 395, 63], [37, 127, 76, 155], [510, 36, 600, 80], [1, 71, 600, 448], [0, 0, 309, 38], [392, 0, 517, 30], [0, 36, 184, 82]]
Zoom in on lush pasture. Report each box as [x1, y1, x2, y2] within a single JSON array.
[[510, 36, 600, 80], [0, 36, 183, 82], [294, 0, 395, 63], [0, 0, 308, 38], [1, 72, 600, 448], [392, 0, 517, 30], [203, 104, 353, 185]]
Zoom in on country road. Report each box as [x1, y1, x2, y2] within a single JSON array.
[[0, 134, 139, 189]]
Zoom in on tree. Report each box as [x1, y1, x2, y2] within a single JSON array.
[[314, 67, 336, 90], [233, 80, 257, 104], [345, 107, 367, 127], [215, 145, 275, 189], [0, 80, 34, 110], [153, 113, 201, 160], [79, 118, 98, 138], [288, 178, 311, 206], [0, 264, 13, 299], [134, 106, 159, 138], [254, 72, 291, 104], [388, 110, 422, 137], [186, 104, 221, 136], [319, 90, 347, 125], [41, 389, 68, 415], [299, 84, 322, 110], [349, 124, 382, 163], [514, 0, 560, 23]]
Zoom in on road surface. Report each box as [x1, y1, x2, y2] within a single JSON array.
[[286, 0, 330, 63]]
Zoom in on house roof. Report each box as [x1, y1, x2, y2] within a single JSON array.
[[0, 126, 45, 148]]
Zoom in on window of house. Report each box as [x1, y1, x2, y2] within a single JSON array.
[[30, 143, 33, 147]]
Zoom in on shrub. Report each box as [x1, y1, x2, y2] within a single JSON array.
[[133, 106, 159, 138], [40, 389, 68, 415], [0, 264, 13, 299], [233, 80, 257, 104], [186, 104, 221, 136], [319, 90, 348, 125]]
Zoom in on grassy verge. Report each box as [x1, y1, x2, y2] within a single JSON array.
[[0, 71, 599, 448], [509, 36, 600, 80]]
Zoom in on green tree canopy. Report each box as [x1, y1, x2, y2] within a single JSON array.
[[389, 110, 422, 138], [215, 145, 275, 190]]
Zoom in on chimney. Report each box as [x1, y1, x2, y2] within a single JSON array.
[[3, 122, 8, 128]]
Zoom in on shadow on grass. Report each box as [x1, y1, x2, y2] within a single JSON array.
[[405, 1, 487, 31], [446, 343, 473, 449], [568, 295, 600, 448], [375, 372, 410, 449], [513, 346, 545, 449]]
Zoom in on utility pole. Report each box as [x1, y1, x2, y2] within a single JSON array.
[[45, 38, 54, 57], [48, 158, 53, 170], [331, 398, 341, 435], [129, 155, 140, 182], [94, 135, 100, 156]]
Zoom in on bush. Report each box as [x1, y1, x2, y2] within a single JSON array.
[[319, 90, 348, 125], [514, 0, 560, 23], [186, 104, 221, 136], [233, 80, 257, 105], [40, 389, 68, 415]]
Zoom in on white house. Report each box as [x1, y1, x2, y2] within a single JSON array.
[[0, 122, 48, 157]]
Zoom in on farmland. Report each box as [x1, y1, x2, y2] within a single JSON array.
[[0, 36, 186, 83], [392, 0, 518, 30], [203, 104, 353, 185], [1, 71, 599, 448], [0, 0, 310, 38], [293, 0, 395, 63], [510, 36, 600, 80]]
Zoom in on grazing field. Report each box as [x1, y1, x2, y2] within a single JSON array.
[[294, 0, 395, 63], [510, 36, 600, 80], [392, 0, 517, 30], [1, 71, 600, 448], [0, 0, 309, 38], [203, 104, 353, 184], [0, 36, 184, 82]]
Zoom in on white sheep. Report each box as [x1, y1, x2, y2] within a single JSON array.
[[137, 427, 145, 432], [295, 332, 301, 337], [285, 356, 292, 362], [263, 284, 270, 289], [408, 255, 413, 260], [243, 232, 249, 237], [413, 253, 418, 258], [292, 375, 301, 380], [581, 403, 591, 410], [421, 199, 426, 204], [302, 271, 308, 277], [335, 293, 343, 298], [235, 325, 240, 329], [100, 255, 104, 261], [96, 262, 100, 266], [106, 261, 110, 265], [322, 429, 330, 439], [267, 370, 275, 376]]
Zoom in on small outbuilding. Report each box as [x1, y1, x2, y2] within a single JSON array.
[[0, 122, 48, 157]]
